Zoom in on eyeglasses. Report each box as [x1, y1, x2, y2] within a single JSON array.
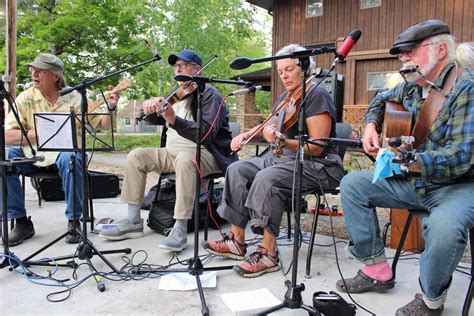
[[173, 62, 195, 70], [397, 43, 435, 59], [29, 67, 47, 74]]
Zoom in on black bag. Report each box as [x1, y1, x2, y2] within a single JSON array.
[[146, 178, 224, 235], [312, 291, 356, 316], [35, 171, 121, 201]]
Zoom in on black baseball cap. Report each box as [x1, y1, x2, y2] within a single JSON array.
[[389, 19, 450, 55]]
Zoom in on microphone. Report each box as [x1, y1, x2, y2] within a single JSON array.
[[334, 29, 362, 63], [228, 85, 262, 96], [318, 137, 363, 148], [229, 57, 253, 70], [33, 154, 45, 162], [59, 86, 76, 96]]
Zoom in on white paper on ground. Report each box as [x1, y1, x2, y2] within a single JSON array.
[[221, 287, 282, 315], [158, 271, 217, 291]]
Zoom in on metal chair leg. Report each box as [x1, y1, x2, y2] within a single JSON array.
[[462, 228, 474, 316], [305, 194, 321, 278], [391, 213, 413, 279]]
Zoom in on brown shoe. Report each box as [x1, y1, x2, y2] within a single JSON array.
[[9, 217, 35, 247], [202, 232, 247, 260], [65, 220, 82, 244], [336, 270, 395, 293], [233, 245, 280, 278], [395, 293, 444, 315]]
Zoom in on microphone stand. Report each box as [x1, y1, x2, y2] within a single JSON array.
[[17, 55, 161, 284], [230, 47, 337, 315], [232, 48, 345, 315], [133, 75, 249, 315], [259, 55, 320, 315], [0, 79, 46, 269]]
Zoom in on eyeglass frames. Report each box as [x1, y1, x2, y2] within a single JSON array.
[[397, 43, 436, 59]]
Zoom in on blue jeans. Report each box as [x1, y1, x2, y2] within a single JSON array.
[[6, 148, 83, 220], [341, 170, 474, 300]]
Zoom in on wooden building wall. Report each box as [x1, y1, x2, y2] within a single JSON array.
[[270, 0, 473, 119]]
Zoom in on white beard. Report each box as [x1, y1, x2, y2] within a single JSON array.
[[403, 49, 439, 83]]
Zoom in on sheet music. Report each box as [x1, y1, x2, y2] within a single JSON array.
[[36, 113, 74, 149]]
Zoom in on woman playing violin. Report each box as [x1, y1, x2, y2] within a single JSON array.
[[100, 50, 237, 252], [203, 44, 345, 278]]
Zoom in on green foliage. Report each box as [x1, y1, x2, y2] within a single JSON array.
[[3, 0, 271, 110], [8, 0, 152, 92]]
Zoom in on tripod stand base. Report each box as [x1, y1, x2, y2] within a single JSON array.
[[257, 280, 320, 315], [20, 230, 131, 274]]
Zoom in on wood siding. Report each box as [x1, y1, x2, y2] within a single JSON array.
[[270, 0, 473, 106]]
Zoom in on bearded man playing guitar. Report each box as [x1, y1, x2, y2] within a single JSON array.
[[336, 20, 474, 315]]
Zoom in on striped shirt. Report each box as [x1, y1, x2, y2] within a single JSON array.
[[365, 63, 474, 193]]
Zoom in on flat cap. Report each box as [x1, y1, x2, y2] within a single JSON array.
[[389, 19, 450, 55], [27, 54, 64, 72]]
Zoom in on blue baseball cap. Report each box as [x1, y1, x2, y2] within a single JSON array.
[[168, 49, 202, 66]]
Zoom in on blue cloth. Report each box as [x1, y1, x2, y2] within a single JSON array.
[[6, 147, 83, 220], [372, 148, 402, 183]]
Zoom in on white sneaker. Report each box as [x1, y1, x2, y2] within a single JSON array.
[[158, 227, 187, 252], [99, 219, 144, 240]]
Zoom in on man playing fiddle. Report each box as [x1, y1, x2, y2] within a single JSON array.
[[202, 44, 345, 277], [100, 50, 236, 252], [335, 20, 473, 315]]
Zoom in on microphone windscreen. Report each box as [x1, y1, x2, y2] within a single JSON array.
[[229, 57, 253, 70], [174, 74, 192, 82]]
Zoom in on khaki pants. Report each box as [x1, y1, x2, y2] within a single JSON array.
[[121, 147, 221, 219]]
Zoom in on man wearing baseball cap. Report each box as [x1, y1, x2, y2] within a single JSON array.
[[100, 49, 237, 252], [5, 53, 120, 246], [336, 20, 474, 315]]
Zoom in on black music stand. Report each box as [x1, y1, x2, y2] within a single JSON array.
[[5, 109, 130, 294], [28, 53, 162, 288]]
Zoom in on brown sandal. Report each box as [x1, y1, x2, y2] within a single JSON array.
[[336, 269, 395, 293], [395, 293, 444, 315]]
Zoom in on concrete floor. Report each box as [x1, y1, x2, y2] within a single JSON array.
[[1, 175, 471, 315]]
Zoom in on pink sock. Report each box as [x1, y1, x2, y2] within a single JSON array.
[[361, 261, 393, 282]]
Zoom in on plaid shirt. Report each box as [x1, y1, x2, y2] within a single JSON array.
[[365, 63, 474, 193]]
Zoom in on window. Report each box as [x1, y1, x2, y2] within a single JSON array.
[[306, 0, 323, 18], [361, 0, 381, 9], [124, 117, 132, 126], [367, 71, 402, 91]]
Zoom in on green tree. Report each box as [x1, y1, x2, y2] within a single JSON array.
[[2, 0, 271, 112]]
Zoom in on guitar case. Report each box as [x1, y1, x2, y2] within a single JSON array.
[[35, 171, 121, 201]]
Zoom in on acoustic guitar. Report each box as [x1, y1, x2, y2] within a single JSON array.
[[381, 101, 413, 148], [87, 79, 132, 113]]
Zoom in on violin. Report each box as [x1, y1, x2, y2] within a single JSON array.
[[156, 80, 197, 115], [237, 72, 317, 155], [139, 55, 218, 124]]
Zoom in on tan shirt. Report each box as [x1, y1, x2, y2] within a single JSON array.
[[165, 97, 211, 157], [5, 87, 102, 167]]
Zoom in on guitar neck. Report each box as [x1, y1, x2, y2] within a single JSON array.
[[87, 94, 107, 113]]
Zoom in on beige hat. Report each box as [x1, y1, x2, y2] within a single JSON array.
[[27, 54, 64, 72]]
